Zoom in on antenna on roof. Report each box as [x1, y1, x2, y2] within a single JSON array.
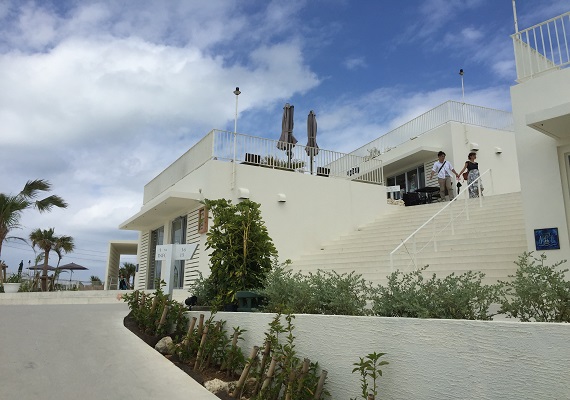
[[512, 0, 519, 33]]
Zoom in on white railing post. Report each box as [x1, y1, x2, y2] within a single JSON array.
[[413, 235, 417, 269], [433, 221, 437, 252], [465, 188, 470, 221]]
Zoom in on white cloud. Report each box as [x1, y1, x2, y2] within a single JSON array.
[[343, 56, 367, 70]]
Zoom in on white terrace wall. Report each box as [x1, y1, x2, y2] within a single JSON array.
[[378, 122, 520, 196], [188, 311, 570, 400], [164, 160, 388, 275], [511, 67, 570, 261]]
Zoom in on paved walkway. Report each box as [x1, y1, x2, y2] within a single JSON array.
[[0, 303, 219, 400]]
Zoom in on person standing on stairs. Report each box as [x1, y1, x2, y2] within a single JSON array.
[[457, 152, 484, 198], [429, 151, 459, 201]]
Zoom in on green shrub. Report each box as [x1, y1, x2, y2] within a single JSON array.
[[371, 266, 501, 320], [260, 265, 374, 315], [204, 198, 277, 305], [187, 272, 217, 306], [498, 252, 570, 322]]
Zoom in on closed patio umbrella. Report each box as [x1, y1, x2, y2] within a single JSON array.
[[277, 103, 297, 167], [305, 110, 318, 174]]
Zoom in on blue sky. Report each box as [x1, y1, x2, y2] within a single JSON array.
[[1, 0, 568, 282]]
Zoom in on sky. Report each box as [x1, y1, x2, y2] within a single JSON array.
[[1, 0, 568, 283]]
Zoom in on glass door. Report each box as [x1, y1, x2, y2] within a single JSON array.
[[148, 226, 164, 290], [171, 216, 187, 289]]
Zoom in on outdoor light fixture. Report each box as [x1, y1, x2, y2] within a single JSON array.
[[237, 187, 250, 199], [470, 142, 479, 151], [495, 147, 503, 154], [277, 193, 287, 202]]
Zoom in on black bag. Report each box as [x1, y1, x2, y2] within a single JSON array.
[[403, 192, 421, 206]]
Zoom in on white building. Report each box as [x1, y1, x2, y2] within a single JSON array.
[[109, 10, 570, 297]]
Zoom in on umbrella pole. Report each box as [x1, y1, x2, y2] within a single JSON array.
[[310, 156, 314, 175]]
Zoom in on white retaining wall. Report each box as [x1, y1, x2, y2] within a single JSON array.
[[187, 311, 570, 400]]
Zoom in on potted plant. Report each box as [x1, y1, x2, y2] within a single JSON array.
[[3, 274, 22, 293]]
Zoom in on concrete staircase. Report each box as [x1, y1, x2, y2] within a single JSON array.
[[290, 192, 527, 287]]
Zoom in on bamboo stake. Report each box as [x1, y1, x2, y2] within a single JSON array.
[[224, 329, 240, 377], [252, 340, 271, 394], [261, 355, 279, 392], [204, 321, 222, 370], [313, 370, 327, 400], [182, 317, 197, 346], [197, 314, 205, 337], [158, 304, 169, 330], [296, 358, 310, 397], [193, 325, 209, 371], [284, 367, 297, 400], [230, 346, 260, 398], [367, 394, 375, 400]]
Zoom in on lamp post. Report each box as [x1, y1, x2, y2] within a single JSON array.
[[233, 87, 241, 134], [459, 69, 465, 104], [232, 87, 241, 189]]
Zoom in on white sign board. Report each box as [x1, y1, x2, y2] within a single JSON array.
[[155, 245, 171, 260], [155, 243, 199, 297], [174, 243, 198, 260]]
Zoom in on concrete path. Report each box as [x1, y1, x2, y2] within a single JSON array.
[[0, 303, 219, 400]]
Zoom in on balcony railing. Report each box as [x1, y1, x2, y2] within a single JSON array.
[[213, 130, 383, 183], [350, 101, 513, 158], [144, 130, 383, 202], [512, 11, 570, 82]]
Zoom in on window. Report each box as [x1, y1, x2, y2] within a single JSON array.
[[171, 216, 187, 289], [386, 165, 426, 197], [148, 226, 164, 290]]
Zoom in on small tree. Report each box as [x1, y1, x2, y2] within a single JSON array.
[[30, 228, 74, 291], [499, 252, 570, 322], [204, 199, 277, 305], [0, 179, 67, 263]]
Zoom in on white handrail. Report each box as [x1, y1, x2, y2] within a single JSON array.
[[389, 169, 492, 271]]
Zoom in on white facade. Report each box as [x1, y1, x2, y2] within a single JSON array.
[[509, 9, 570, 262], [189, 310, 570, 400], [119, 158, 388, 292]]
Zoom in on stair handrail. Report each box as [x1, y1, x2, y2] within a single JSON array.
[[389, 168, 492, 271]]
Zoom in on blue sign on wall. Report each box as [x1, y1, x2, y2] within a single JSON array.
[[534, 228, 560, 250]]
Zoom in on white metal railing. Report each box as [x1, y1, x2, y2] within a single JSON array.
[[389, 169, 492, 271], [350, 101, 513, 158], [143, 130, 383, 201], [512, 11, 570, 82], [212, 130, 383, 184]]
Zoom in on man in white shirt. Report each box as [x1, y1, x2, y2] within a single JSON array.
[[429, 151, 459, 201]]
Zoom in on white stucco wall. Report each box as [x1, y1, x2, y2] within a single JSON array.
[[188, 311, 570, 400], [511, 67, 570, 261], [157, 160, 388, 277], [378, 122, 521, 196]]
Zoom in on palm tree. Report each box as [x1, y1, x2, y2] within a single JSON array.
[[30, 228, 74, 291], [0, 179, 67, 261], [122, 262, 137, 288]]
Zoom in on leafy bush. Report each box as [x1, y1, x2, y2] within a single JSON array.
[[498, 252, 570, 322], [204, 198, 277, 305], [350, 352, 389, 400], [187, 272, 217, 306], [260, 265, 374, 315], [371, 266, 501, 320], [249, 313, 329, 400]]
